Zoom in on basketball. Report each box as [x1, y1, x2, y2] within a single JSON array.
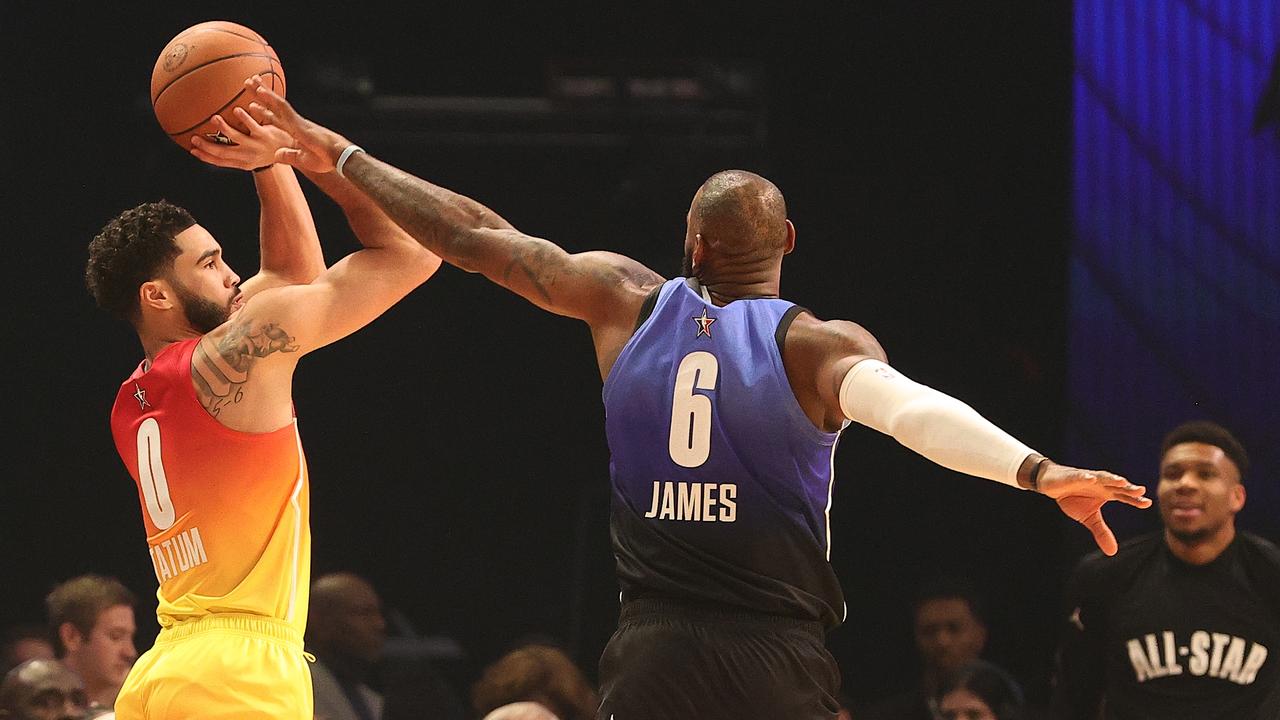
[[150, 21, 286, 149]]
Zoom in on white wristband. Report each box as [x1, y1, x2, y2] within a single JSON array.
[[335, 144, 365, 178]]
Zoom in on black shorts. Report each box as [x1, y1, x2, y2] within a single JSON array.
[[597, 599, 841, 720]]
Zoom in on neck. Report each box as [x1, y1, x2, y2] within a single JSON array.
[[695, 266, 781, 305], [138, 324, 200, 366], [1165, 523, 1236, 565], [64, 659, 117, 708]]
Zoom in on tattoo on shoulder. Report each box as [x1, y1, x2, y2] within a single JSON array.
[[190, 317, 299, 417]]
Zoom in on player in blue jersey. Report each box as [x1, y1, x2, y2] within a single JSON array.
[[228, 78, 1153, 720]]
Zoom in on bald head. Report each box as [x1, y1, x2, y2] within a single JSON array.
[[0, 659, 87, 720], [307, 573, 386, 665], [689, 170, 788, 254], [482, 702, 560, 720]]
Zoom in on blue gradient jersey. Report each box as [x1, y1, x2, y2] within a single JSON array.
[[602, 278, 846, 628]]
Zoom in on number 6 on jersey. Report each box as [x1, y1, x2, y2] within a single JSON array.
[[668, 351, 719, 467]]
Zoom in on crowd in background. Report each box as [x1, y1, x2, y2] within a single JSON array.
[[1, 571, 1017, 720]]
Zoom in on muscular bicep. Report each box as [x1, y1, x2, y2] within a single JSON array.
[[457, 227, 663, 325], [238, 244, 440, 357], [812, 320, 888, 415]]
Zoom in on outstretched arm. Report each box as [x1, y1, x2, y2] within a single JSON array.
[[189, 109, 325, 299], [793, 317, 1151, 555], [244, 78, 664, 331]]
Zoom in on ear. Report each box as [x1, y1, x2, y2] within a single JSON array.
[[58, 622, 83, 654], [692, 233, 706, 272], [1230, 483, 1246, 513], [139, 280, 176, 313], [782, 219, 796, 255]]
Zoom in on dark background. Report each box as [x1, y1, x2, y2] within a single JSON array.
[[3, 0, 1233, 707]]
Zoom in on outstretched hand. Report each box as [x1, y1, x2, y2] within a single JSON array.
[[1036, 462, 1152, 556], [244, 76, 354, 174], [188, 105, 295, 171]]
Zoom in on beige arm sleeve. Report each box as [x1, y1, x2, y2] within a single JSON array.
[[838, 359, 1035, 488]]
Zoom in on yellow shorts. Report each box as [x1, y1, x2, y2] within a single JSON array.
[[114, 614, 313, 720]]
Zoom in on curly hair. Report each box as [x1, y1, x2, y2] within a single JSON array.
[[85, 200, 195, 321], [471, 644, 598, 720]]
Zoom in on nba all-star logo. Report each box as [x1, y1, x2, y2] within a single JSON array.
[[133, 384, 151, 410], [692, 308, 716, 338]]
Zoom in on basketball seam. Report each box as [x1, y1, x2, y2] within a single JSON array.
[[173, 26, 271, 46], [152, 53, 279, 107], [165, 70, 283, 137]]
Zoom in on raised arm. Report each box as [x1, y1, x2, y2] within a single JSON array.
[[185, 118, 441, 431], [189, 110, 324, 299], [243, 78, 664, 335], [784, 314, 1151, 556]]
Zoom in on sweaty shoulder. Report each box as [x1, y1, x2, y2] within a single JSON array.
[[782, 312, 887, 363], [779, 311, 887, 431]]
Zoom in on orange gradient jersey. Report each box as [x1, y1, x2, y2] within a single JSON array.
[[110, 339, 310, 635]]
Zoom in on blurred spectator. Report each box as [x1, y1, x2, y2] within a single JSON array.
[[937, 660, 1026, 720], [1, 626, 54, 676], [861, 576, 989, 720], [308, 573, 388, 720], [471, 644, 598, 720], [482, 701, 559, 720], [1052, 421, 1280, 719], [0, 658, 89, 720], [44, 575, 136, 715]]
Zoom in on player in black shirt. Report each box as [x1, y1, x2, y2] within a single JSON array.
[[1052, 421, 1280, 719]]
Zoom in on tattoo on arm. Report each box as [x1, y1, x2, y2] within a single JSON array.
[[500, 245, 556, 304], [191, 318, 299, 417]]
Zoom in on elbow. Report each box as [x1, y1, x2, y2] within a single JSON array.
[[411, 246, 444, 282]]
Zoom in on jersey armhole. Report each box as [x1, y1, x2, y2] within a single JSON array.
[[632, 285, 664, 333], [775, 304, 810, 354]]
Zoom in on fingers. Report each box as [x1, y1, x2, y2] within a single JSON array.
[[188, 139, 224, 166], [231, 106, 264, 135], [274, 147, 303, 166], [248, 76, 291, 117], [1082, 511, 1119, 556], [246, 101, 277, 127], [1109, 493, 1153, 509], [205, 114, 246, 144]]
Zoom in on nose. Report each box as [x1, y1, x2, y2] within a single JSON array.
[[60, 699, 83, 720]]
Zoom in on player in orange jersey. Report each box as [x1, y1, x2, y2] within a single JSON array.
[[85, 108, 443, 719]]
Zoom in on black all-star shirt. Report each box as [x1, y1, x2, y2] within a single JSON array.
[[1052, 532, 1280, 720]]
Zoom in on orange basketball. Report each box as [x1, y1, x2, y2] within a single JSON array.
[[151, 21, 286, 149]]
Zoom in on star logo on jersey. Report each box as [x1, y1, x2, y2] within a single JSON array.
[[133, 384, 150, 410], [692, 307, 716, 338]]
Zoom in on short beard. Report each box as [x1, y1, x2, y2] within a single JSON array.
[[681, 250, 694, 278], [1167, 523, 1223, 546], [171, 278, 231, 334]]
